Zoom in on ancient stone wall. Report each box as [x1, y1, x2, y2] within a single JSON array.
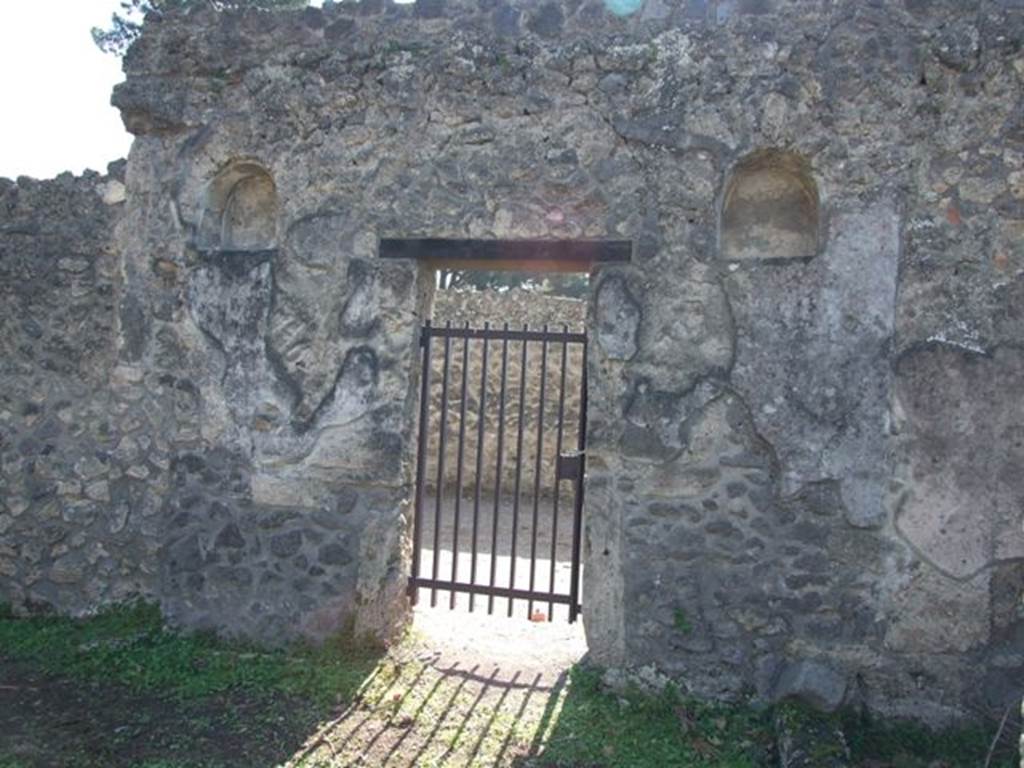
[[0, 166, 160, 613], [1, 0, 1022, 727]]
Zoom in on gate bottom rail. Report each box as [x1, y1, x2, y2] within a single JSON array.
[[409, 576, 582, 613]]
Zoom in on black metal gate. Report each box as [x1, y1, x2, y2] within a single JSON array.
[[409, 321, 587, 623]]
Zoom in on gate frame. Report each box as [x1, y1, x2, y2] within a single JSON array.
[[408, 322, 588, 621], [381, 238, 632, 624]]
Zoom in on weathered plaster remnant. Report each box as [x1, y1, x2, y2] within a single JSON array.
[[595, 274, 641, 361], [1, 0, 1023, 728], [893, 344, 1024, 579]]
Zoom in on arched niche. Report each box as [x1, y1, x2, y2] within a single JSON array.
[[720, 151, 820, 261], [196, 162, 278, 251]]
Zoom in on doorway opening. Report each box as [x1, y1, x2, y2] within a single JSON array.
[[411, 318, 587, 619], [382, 238, 630, 666]]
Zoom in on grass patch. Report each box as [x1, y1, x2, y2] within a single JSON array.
[[841, 709, 1017, 767], [538, 666, 771, 767], [0, 601, 379, 704], [775, 700, 1017, 767], [0, 604, 1018, 767], [672, 608, 693, 635]]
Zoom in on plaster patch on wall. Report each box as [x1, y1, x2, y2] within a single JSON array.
[[884, 565, 990, 654], [893, 344, 1024, 579], [595, 274, 641, 361]]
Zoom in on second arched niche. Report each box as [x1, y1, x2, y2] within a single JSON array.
[[720, 151, 820, 261]]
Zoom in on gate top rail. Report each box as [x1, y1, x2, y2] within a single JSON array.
[[421, 322, 586, 345]]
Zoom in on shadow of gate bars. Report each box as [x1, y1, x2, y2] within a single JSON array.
[[408, 320, 588, 623]]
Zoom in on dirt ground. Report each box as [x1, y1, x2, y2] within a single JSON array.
[[4, 599, 1006, 767], [0, 606, 590, 768], [0, 657, 329, 767]]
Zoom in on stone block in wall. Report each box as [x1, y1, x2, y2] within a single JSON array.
[[772, 660, 848, 712], [252, 474, 326, 509]]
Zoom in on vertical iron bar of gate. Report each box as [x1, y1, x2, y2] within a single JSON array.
[[527, 326, 549, 619], [450, 325, 471, 609], [410, 320, 433, 606], [469, 324, 489, 613], [568, 334, 588, 623], [430, 321, 453, 608], [508, 325, 529, 617], [487, 325, 509, 615], [548, 327, 569, 620]]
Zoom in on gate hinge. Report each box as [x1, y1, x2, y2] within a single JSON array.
[[556, 451, 584, 482]]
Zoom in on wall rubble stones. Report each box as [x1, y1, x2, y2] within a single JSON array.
[[0, 0, 1022, 726], [0, 165, 160, 613]]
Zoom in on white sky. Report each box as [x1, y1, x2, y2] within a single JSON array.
[[0, 1, 137, 180]]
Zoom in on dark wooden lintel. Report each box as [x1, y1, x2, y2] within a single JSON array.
[[379, 238, 632, 271]]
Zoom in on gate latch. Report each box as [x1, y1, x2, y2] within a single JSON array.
[[556, 451, 585, 482]]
